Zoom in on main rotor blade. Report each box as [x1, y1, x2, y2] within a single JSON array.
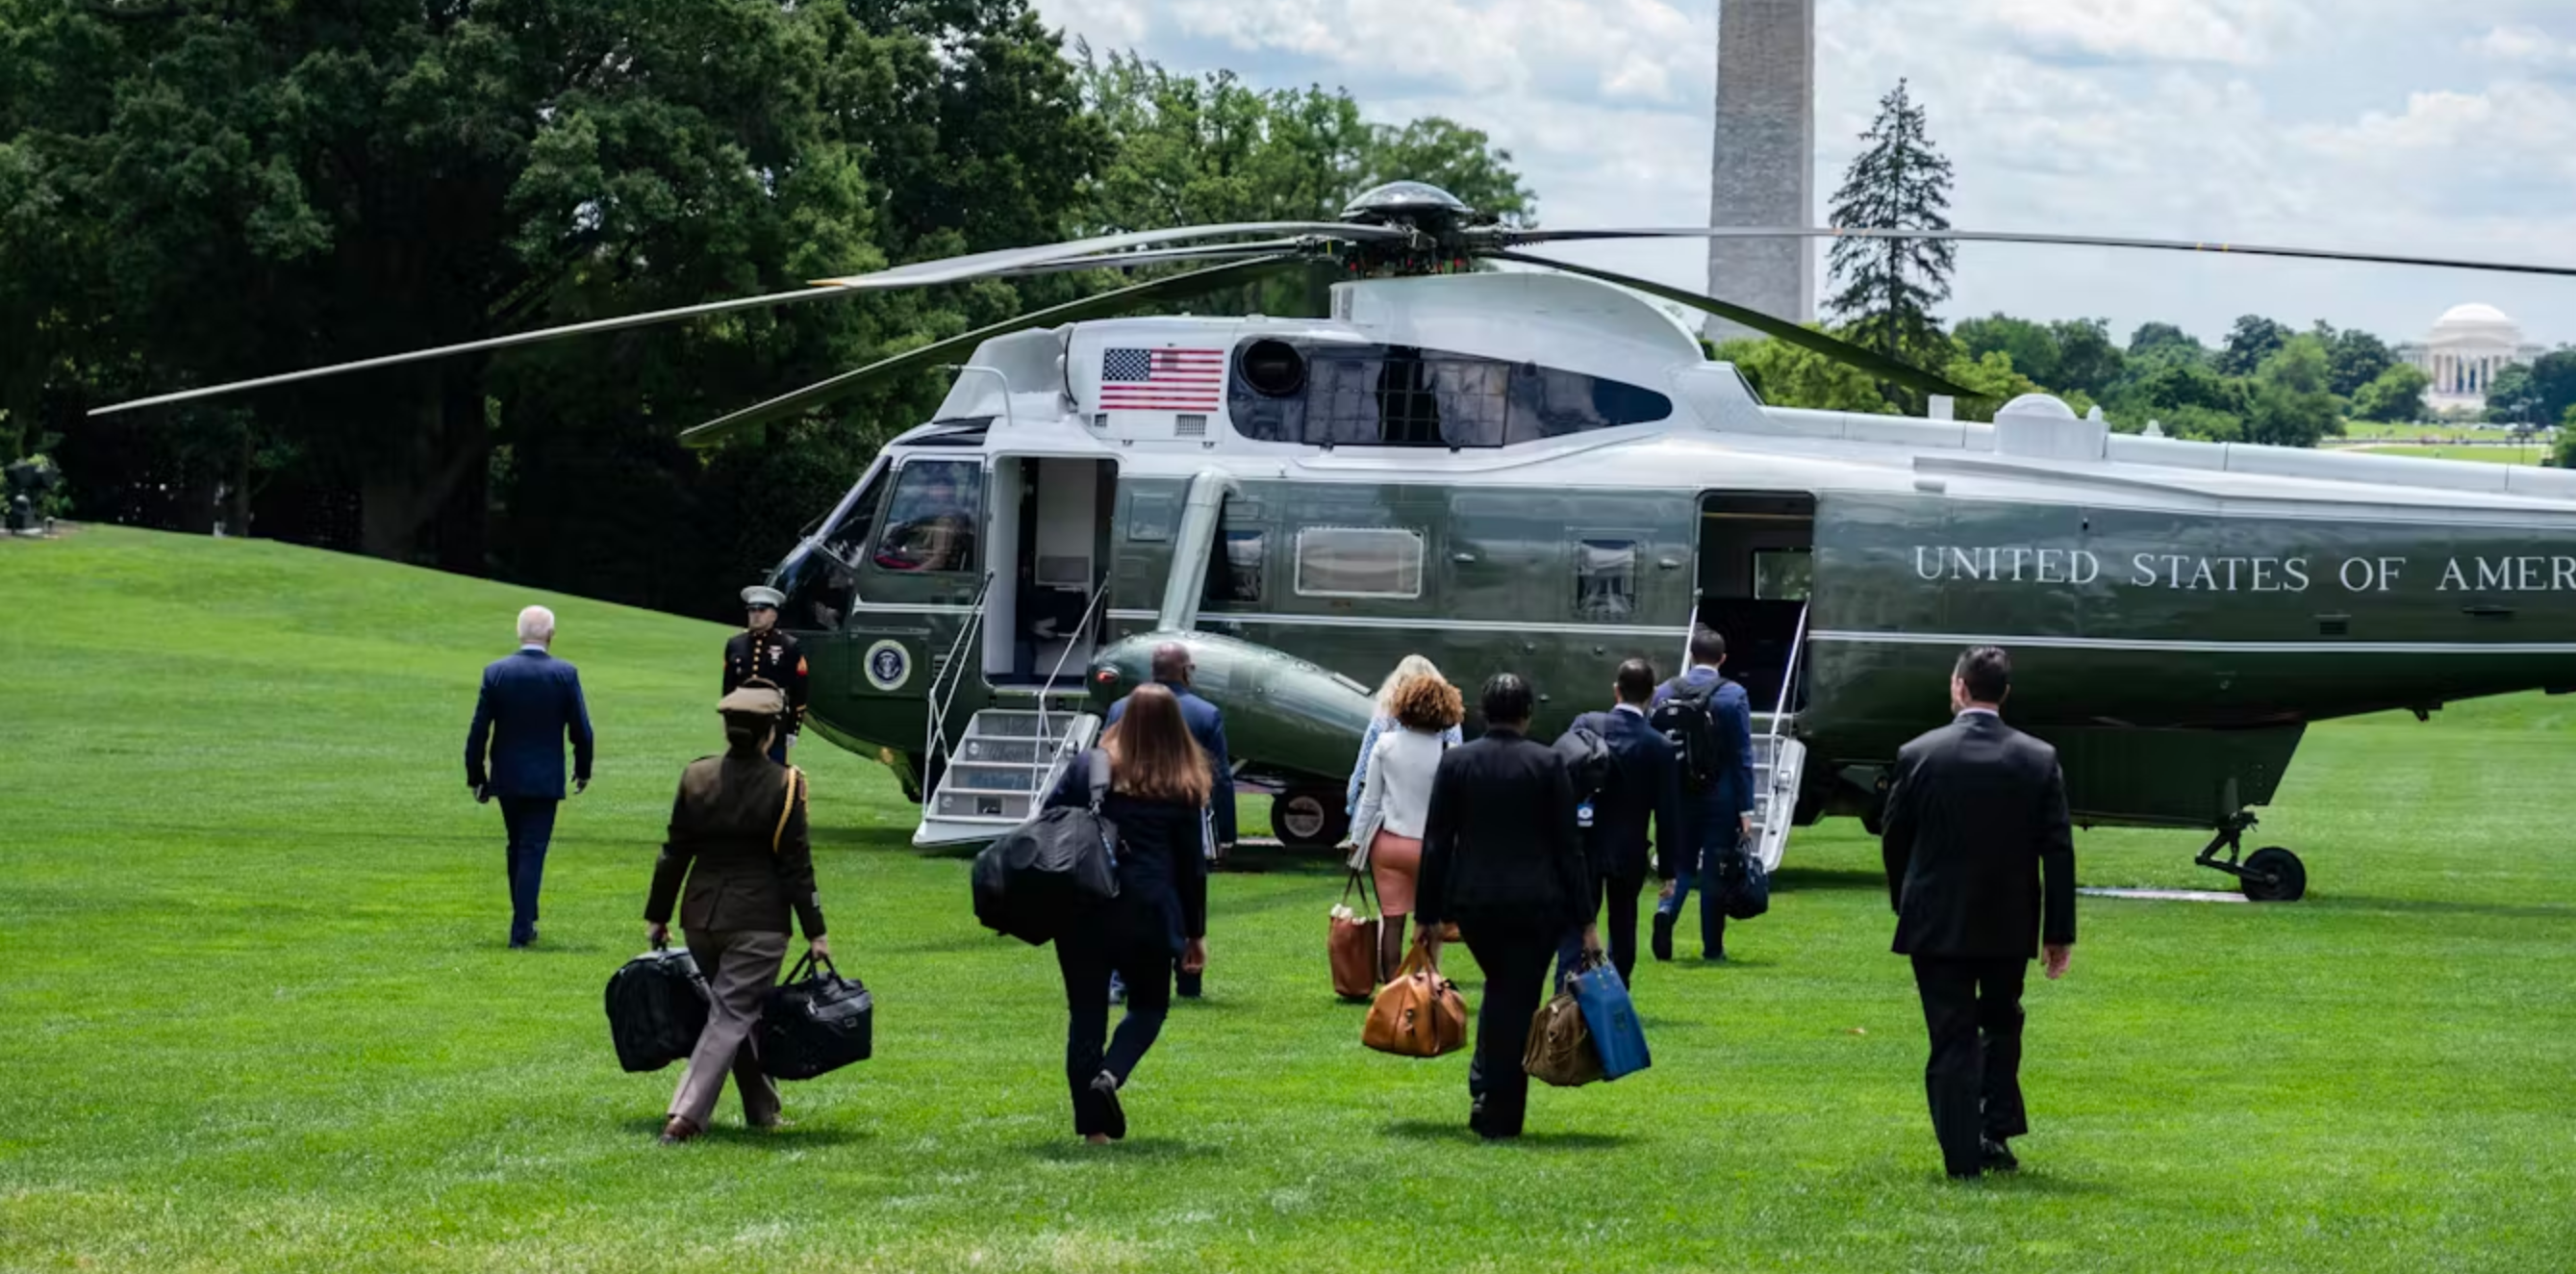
[[813, 221, 1400, 289], [1477, 225, 2576, 278], [89, 229, 1377, 418], [678, 254, 1300, 448], [1486, 249, 1978, 400], [996, 240, 1315, 276]]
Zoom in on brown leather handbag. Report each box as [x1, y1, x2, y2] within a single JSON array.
[[1524, 983, 1604, 1087], [1327, 870, 1379, 1001], [1363, 943, 1467, 1057]]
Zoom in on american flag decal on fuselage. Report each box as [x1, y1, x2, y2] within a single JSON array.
[[1099, 346, 1225, 412]]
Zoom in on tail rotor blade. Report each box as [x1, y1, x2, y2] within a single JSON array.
[[1486, 249, 1978, 400], [678, 254, 1300, 448]]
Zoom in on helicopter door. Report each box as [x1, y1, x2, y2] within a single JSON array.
[[986, 455, 1117, 686], [1694, 491, 1814, 716]]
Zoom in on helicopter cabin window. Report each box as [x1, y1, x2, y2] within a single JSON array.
[[872, 459, 982, 573], [1295, 526, 1424, 599], [1754, 548, 1813, 600], [1231, 339, 1670, 447], [1219, 529, 1267, 602], [1575, 539, 1639, 620]]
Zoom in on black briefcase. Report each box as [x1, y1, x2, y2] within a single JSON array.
[[604, 942, 711, 1073], [760, 951, 873, 1081]]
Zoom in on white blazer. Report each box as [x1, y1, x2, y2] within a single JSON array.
[[1351, 726, 1447, 859]]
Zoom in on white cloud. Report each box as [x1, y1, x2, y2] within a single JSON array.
[[1963, 0, 2317, 66], [1030, 0, 2576, 347], [2466, 24, 2572, 64]]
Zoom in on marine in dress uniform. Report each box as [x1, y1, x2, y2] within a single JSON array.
[[724, 585, 809, 765]]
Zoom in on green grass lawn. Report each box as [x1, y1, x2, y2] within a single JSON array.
[[4, 526, 2574, 1272], [2358, 444, 2552, 467]]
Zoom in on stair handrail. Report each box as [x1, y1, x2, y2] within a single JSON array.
[[922, 570, 996, 779], [1037, 577, 1113, 748], [1771, 599, 1809, 747]]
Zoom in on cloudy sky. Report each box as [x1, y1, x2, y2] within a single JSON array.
[[1031, 0, 2576, 348]]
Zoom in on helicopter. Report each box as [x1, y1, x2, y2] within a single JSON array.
[[96, 180, 2576, 902]]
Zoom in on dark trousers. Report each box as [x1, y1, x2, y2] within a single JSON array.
[[1055, 923, 1174, 1136], [1459, 920, 1561, 1138], [1555, 870, 1644, 988], [1909, 955, 2031, 1175], [1655, 796, 1735, 956], [496, 797, 556, 946]]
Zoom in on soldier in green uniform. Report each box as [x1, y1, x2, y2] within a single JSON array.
[[724, 585, 809, 765]]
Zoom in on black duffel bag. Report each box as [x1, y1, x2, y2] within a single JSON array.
[[760, 950, 873, 1081], [1716, 838, 1772, 921], [604, 942, 711, 1073], [971, 749, 1121, 946]]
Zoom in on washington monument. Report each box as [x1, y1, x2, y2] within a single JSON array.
[[1705, 0, 1815, 342]]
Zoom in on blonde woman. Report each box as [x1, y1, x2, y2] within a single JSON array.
[[1351, 673, 1466, 980], [1345, 654, 1463, 818]]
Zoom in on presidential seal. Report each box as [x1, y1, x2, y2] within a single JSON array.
[[863, 639, 912, 692]]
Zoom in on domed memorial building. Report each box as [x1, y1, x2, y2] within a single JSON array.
[[2396, 303, 2546, 412]]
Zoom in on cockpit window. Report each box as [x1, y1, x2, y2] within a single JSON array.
[[872, 459, 982, 573], [1232, 340, 1668, 446], [772, 461, 892, 630]]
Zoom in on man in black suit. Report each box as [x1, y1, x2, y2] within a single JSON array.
[[1880, 646, 2077, 1179], [1553, 658, 1683, 988], [1417, 673, 1599, 1140]]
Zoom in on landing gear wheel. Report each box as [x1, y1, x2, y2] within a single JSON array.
[[2239, 847, 2306, 902], [1271, 789, 1349, 851]]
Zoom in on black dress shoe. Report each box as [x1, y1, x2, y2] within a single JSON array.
[[1090, 1071, 1126, 1140], [1981, 1136, 2018, 1172], [1652, 912, 1674, 961]]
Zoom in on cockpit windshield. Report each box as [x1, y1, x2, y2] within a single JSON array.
[[772, 460, 891, 631]]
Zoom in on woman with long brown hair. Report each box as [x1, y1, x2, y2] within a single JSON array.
[[1350, 672, 1465, 980], [1038, 682, 1212, 1144]]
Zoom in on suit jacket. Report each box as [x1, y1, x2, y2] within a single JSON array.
[[1106, 680, 1237, 845], [1562, 706, 1684, 881], [1045, 758, 1210, 956], [645, 752, 826, 937], [465, 648, 595, 800], [1654, 667, 1756, 824], [1879, 710, 2078, 959], [1415, 727, 1591, 933]]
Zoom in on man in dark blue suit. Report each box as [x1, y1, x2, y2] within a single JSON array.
[[1651, 626, 1756, 962], [1104, 642, 1234, 997], [1555, 658, 1684, 987], [465, 605, 596, 949]]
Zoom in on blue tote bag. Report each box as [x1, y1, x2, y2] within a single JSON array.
[[1565, 957, 1651, 1081]]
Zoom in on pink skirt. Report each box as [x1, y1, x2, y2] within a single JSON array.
[[1370, 829, 1423, 916]]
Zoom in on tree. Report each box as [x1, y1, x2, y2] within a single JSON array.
[[2245, 334, 2343, 447], [1709, 330, 1896, 414], [2554, 405, 2576, 469], [2049, 318, 2125, 398], [2486, 363, 2541, 424], [2216, 316, 2289, 378], [2128, 321, 2207, 367], [2349, 364, 2431, 423], [1823, 79, 1955, 408], [2326, 326, 2395, 397], [1954, 315, 2058, 387]]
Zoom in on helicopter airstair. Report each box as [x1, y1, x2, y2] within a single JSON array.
[[914, 703, 1097, 846]]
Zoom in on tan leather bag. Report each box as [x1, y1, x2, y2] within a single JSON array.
[[1328, 870, 1379, 1001], [1363, 943, 1467, 1057], [1524, 985, 1604, 1087]]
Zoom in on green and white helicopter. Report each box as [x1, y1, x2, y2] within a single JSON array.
[[103, 181, 2576, 901]]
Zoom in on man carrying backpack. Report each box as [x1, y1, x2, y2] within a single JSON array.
[[1649, 626, 1756, 962]]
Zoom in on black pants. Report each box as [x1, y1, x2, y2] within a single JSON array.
[[1909, 955, 2031, 1175], [1054, 923, 1173, 1136], [1459, 920, 1562, 1138], [1555, 871, 1644, 989]]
